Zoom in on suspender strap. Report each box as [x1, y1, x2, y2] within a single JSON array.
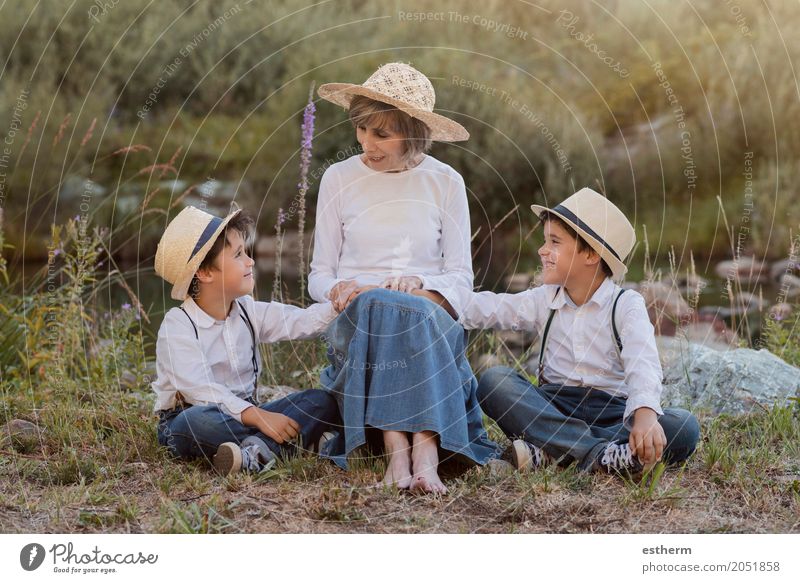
[[178, 307, 198, 339], [236, 300, 259, 389], [611, 288, 627, 354], [178, 303, 259, 389], [537, 286, 560, 383], [537, 286, 627, 382]]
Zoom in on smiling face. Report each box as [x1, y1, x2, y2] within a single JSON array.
[[537, 218, 607, 286], [356, 122, 409, 171], [211, 229, 255, 299], [348, 95, 432, 172]]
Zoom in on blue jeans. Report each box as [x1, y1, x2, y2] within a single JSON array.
[[320, 288, 500, 469], [477, 366, 700, 471], [157, 389, 341, 463]]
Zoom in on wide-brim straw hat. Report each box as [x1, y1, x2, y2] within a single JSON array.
[[155, 206, 241, 300], [531, 187, 635, 279], [317, 62, 469, 142]]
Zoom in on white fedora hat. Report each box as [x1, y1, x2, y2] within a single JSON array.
[[155, 205, 241, 300], [318, 62, 469, 142], [531, 188, 635, 279]]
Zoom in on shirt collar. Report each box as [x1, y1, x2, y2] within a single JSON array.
[[181, 297, 243, 328], [547, 278, 617, 309]]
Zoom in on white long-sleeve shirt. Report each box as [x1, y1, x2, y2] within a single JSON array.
[[151, 295, 336, 422], [308, 154, 473, 308], [448, 278, 664, 428]]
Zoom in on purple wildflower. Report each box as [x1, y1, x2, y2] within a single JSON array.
[[121, 303, 131, 310], [297, 82, 316, 303]]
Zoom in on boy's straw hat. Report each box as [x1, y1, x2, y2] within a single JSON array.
[[531, 188, 635, 279], [155, 206, 241, 300], [318, 62, 469, 142]]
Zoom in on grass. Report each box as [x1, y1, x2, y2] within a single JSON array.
[[1, 373, 799, 533], [2, 205, 800, 533]]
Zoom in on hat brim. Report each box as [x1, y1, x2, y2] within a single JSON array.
[[318, 82, 469, 142], [531, 204, 628, 279], [170, 209, 242, 300]]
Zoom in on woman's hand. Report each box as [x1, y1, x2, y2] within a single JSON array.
[[342, 285, 378, 311], [329, 280, 359, 312], [379, 276, 423, 293]]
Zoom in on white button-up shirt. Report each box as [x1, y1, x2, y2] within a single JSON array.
[[450, 278, 664, 428], [151, 295, 336, 422], [308, 154, 473, 309]]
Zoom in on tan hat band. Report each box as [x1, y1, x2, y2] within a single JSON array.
[[551, 204, 622, 262], [189, 216, 223, 262]]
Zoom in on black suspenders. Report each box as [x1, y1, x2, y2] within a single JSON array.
[[537, 286, 627, 383], [178, 301, 259, 390]]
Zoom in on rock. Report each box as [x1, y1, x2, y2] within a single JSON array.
[[770, 258, 800, 281], [769, 302, 794, 322], [657, 336, 800, 415], [0, 419, 42, 449], [256, 384, 301, 402], [779, 274, 800, 299], [639, 281, 692, 334], [698, 291, 768, 319], [714, 256, 770, 284], [485, 458, 515, 477], [118, 370, 139, 390], [679, 321, 739, 350]]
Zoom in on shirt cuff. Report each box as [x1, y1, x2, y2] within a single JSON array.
[[220, 395, 256, 424], [622, 396, 665, 430], [418, 277, 463, 317]]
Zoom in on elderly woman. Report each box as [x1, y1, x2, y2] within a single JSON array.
[[309, 63, 498, 493]]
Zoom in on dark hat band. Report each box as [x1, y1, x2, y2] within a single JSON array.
[[550, 204, 622, 262], [189, 216, 223, 262]]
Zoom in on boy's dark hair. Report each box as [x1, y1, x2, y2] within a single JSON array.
[[539, 211, 613, 278], [189, 211, 255, 299]]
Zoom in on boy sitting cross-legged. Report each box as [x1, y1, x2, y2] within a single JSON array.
[[152, 205, 340, 475], [428, 188, 700, 476]]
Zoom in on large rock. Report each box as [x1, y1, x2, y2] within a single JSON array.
[[657, 336, 800, 415]]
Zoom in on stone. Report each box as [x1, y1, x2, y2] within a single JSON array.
[[639, 281, 692, 332], [0, 419, 42, 449], [256, 384, 301, 403], [657, 336, 800, 415]]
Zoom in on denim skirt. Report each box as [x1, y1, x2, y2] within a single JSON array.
[[319, 288, 499, 469]]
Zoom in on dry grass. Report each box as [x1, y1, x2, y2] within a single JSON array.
[[1, 402, 798, 534]]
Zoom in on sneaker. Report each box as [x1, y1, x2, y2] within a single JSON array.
[[316, 431, 337, 455], [213, 436, 276, 475], [511, 439, 554, 471], [596, 442, 643, 475]]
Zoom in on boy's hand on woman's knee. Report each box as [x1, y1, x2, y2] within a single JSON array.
[[629, 407, 666, 467], [241, 406, 300, 444]]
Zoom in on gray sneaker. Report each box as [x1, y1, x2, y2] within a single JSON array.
[[316, 431, 337, 455], [596, 442, 643, 476], [213, 436, 277, 475], [511, 439, 554, 471]]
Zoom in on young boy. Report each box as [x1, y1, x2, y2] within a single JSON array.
[[152, 205, 340, 475], [430, 188, 700, 475]]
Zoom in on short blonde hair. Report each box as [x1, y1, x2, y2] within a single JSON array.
[[348, 95, 432, 163]]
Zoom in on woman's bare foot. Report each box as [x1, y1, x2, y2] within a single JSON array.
[[410, 431, 447, 494], [381, 430, 412, 489]]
